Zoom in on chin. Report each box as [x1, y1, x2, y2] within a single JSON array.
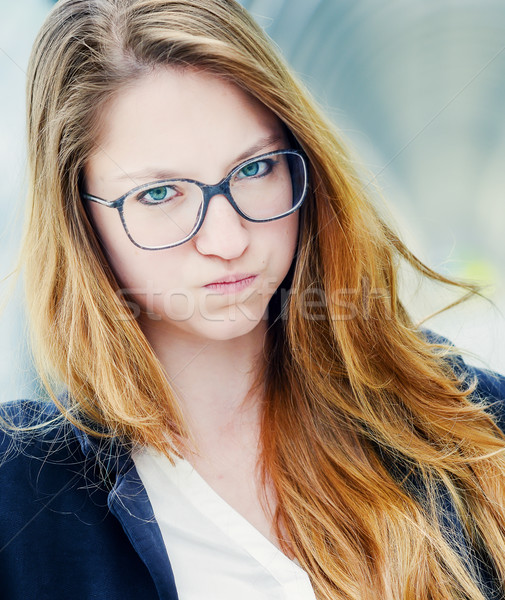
[[191, 312, 267, 342]]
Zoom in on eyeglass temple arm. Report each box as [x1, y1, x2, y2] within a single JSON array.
[[81, 192, 117, 208]]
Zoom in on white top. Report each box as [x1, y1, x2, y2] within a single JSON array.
[[132, 446, 317, 600]]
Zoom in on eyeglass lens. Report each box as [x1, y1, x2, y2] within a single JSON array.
[[121, 151, 306, 248]]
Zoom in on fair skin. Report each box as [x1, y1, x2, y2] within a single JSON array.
[[84, 67, 299, 553]]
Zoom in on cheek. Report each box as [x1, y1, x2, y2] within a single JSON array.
[[259, 212, 299, 291], [87, 203, 133, 278], [87, 201, 176, 290], [276, 212, 299, 265], [88, 201, 126, 250]]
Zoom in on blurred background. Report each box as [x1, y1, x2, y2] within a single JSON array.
[[1, 0, 504, 401]]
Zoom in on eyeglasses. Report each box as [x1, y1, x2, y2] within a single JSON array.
[[81, 149, 308, 250]]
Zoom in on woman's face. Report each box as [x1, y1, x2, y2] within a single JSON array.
[[84, 67, 299, 343]]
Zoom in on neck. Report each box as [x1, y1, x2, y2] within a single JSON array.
[[140, 318, 268, 456]]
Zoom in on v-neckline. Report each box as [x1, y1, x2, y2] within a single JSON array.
[[159, 452, 313, 588]]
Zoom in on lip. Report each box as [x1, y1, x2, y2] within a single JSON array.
[[204, 274, 257, 294], [205, 273, 257, 286]]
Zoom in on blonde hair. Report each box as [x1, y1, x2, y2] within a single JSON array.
[[20, 0, 505, 598]]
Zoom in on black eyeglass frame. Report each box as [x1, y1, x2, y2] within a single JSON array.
[[81, 149, 308, 250]]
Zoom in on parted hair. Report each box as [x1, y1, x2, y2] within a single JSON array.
[[19, 0, 505, 598]]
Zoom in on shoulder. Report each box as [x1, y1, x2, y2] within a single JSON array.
[[0, 397, 132, 487], [458, 361, 505, 433], [0, 397, 61, 429], [0, 402, 160, 599], [0, 397, 124, 504], [420, 328, 505, 432], [0, 397, 74, 458], [0, 398, 122, 545], [0, 398, 90, 492]]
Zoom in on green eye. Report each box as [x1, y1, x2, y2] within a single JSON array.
[[240, 162, 261, 177], [236, 159, 273, 180], [138, 185, 177, 205], [147, 187, 168, 201]]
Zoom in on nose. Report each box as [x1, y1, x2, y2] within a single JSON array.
[[194, 193, 249, 259]]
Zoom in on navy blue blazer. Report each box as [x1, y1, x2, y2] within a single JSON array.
[[1, 332, 505, 600]]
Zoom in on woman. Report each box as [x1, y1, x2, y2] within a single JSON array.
[[1, 0, 505, 598]]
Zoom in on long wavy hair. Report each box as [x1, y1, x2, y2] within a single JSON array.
[[20, 0, 505, 598]]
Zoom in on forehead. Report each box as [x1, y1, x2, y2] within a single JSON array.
[[85, 67, 285, 189]]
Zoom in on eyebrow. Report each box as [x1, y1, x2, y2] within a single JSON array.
[[110, 132, 283, 183]]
